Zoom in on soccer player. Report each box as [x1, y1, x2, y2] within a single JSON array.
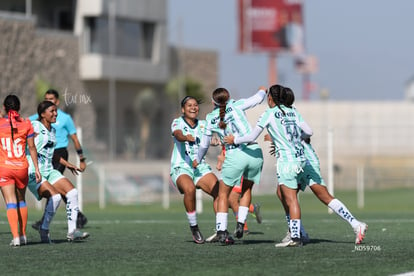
[[170, 96, 219, 244], [30, 89, 88, 230], [224, 84, 313, 247], [273, 87, 367, 246], [27, 100, 89, 242], [195, 86, 266, 245], [0, 94, 41, 246]]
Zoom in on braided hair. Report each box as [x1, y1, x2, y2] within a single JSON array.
[[268, 84, 286, 115], [3, 94, 21, 141], [212, 88, 230, 130]]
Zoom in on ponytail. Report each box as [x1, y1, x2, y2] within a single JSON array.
[[212, 88, 230, 130]]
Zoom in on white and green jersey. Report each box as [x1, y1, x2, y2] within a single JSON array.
[[303, 141, 320, 164], [205, 99, 256, 151], [170, 117, 206, 169], [27, 120, 56, 172], [257, 105, 306, 162]]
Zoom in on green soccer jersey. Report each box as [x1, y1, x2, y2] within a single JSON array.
[[205, 99, 255, 151], [27, 120, 56, 172], [170, 117, 206, 169], [257, 105, 306, 162]]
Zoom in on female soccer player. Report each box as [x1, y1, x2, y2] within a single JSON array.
[[170, 96, 220, 244], [195, 86, 266, 245], [27, 101, 89, 242], [224, 84, 313, 247], [0, 94, 41, 246], [274, 87, 367, 246]]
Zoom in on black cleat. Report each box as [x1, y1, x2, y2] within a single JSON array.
[[76, 212, 88, 229], [190, 225, 205, 244], [32, 220, 42, 231], [235, 222, 244, 239], [217, 230, 234, 245], [40, 228, 52, 244]]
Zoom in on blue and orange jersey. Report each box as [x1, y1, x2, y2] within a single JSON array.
[[0, 117, 34, 169]]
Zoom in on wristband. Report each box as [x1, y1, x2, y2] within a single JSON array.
[[77, 149, 83, 155]]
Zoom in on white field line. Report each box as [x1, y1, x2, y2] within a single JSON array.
[[2, 218, 414, 225]]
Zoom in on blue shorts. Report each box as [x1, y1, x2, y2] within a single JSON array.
[[170, 162, 212, 191], [277, 160, 307, 190], [221, 143, 263, 187]]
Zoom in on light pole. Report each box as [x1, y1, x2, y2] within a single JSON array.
[[108, 0, 116, 160]]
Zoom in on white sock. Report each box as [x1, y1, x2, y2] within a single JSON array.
[[66, 189, 80, 233], [237, 206, 249, 224], [285, 214, 291, 228], [328, 198, 360, 228], [216, 212, 228, 232], [186, 211, 197, 227], [290, 219, 301, 239], [41, 194, 62, 230]]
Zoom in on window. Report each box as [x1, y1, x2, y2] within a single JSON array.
[[85, 16, 155, 59]]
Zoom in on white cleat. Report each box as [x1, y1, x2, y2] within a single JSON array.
[[205, 232, 219, 243], [354, 222, 368, 244], [275, 238, 303, 248], [10, 237, 20, 247]]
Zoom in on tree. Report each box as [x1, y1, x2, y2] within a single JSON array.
[[166, 76, 206, 105]]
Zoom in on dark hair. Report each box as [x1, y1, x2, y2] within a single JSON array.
[[3, 94, 21, 141], [282, 87, 295, 107], [4, 94, 20, 113], [37, 100, 56, 120], [45, 89, 59, 99], [212, 88, 230, 129], [268, 84, 286, 115], [180, 96, 201, 107]]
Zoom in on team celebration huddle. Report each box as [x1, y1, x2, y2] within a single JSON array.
[[0, 90, 89, 247], [170, 84, 368, 247]]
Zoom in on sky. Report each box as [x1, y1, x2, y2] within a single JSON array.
[[168, 0, 414, 101]]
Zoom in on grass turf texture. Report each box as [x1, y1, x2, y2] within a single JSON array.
[[1, 188, 413, 275]]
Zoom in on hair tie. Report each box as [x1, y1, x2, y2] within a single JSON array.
[[212, 97, 228, 107], [8, 110, 21, 129]]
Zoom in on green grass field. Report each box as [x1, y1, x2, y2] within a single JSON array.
[[1, 188, 414, 275]]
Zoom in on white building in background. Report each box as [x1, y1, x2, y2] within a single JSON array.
[[74, 0, 169, 158], [0, 0, 171, 159]]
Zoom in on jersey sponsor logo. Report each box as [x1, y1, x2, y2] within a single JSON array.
[[210, 107, 234, 124], [0, 177, 7, 182], [44, 141, 55, 148], [274, 110, 296, 119]]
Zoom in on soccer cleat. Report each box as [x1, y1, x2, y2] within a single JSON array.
[[281, 231, 291, 243], [77, 211, 88, 229], [354, 222, 368, 244], [40, 228, 52, 244], [31, 219, 42, 231], [10, 237, 20, 247], [190, 225, 205, 244], [253, 203, 262, 224], [20, 235, 27, 245], [234, 222, 244, 239], [217, 230, 234, 245], [275, 238, 303, 248], [301, 232, 310, 244], [206, 232, 219, 243], [67, 229, 90, 242]]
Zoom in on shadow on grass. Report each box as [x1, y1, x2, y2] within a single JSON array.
[[306, 238, 354, 245]]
